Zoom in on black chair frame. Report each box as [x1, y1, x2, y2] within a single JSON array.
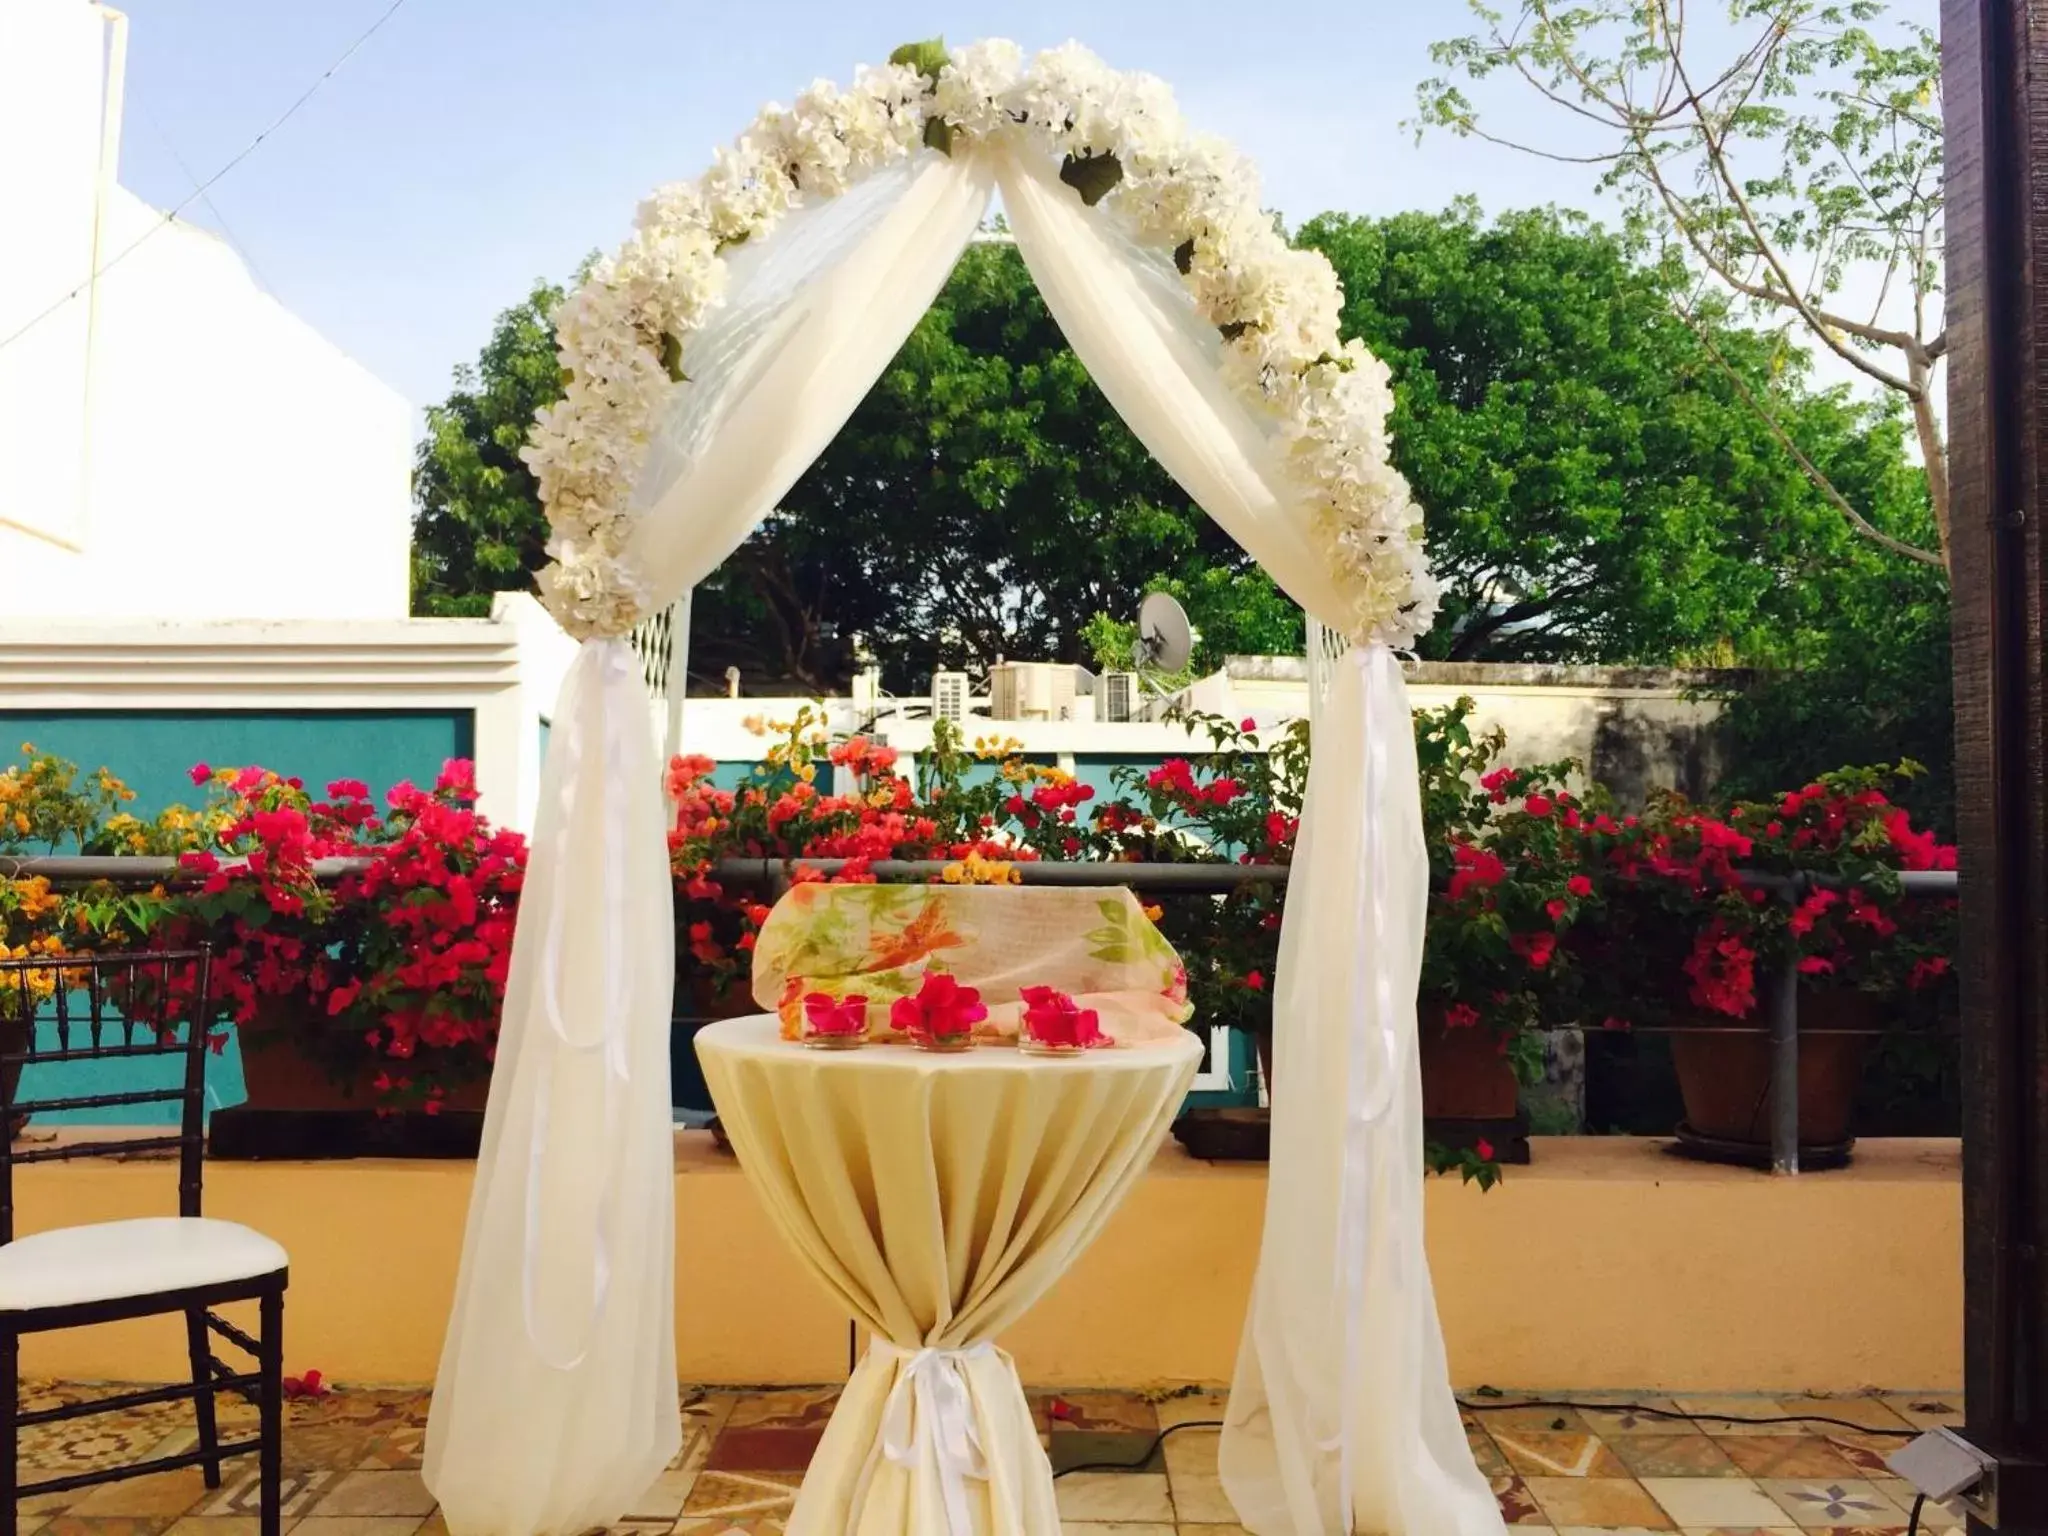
[[0, 947, 286, 1536]]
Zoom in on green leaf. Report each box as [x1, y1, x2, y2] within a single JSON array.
[[657, 332, 688, 384], [889, 38, 950, 81], [923, 117, 955, 157], [1059, 152, 1124, 207]]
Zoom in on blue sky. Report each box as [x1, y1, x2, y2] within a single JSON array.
[[108, 0, 1934, 413]]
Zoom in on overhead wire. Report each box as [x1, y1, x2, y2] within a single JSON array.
[[0, 0, 412, 358], [136, 98, 274, 294]]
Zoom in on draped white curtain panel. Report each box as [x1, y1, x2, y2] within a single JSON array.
[[422, 140, 1500, 1536]]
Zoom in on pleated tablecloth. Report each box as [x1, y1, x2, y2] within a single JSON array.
[[696, 1014, 1203, 1536]]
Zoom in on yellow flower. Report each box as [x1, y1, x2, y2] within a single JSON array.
[[946, 851, 1021, 886], [1143, 904, 1164, 923]]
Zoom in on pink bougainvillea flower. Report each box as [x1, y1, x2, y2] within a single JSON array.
[[188, 762, 212, 786], [803, 992, 870, 1037], [1447, 843, 1508, 901], [890, 972, 988, 1041], [1909, 956, 1952, 989], [1510, 931, 1557, 969], [1018, 986, 1105, 1049], [1444, 1002, 1482, 1030], [1474, 1138, 1496, 1163], [1567, 874, 1594, 899]]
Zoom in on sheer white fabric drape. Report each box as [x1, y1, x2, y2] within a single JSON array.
[[423, 150, 995, 1536], [427, 133, 1496, 1536], [998, 142, 1501, 1536]]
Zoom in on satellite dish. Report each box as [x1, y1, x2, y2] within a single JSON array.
[[1135, 592, 1194, 675]]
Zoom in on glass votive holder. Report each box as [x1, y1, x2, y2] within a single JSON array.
[[800, 994, 870, 1050], [801, 1028, 868, 1051]]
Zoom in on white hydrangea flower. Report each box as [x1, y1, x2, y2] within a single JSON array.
[[1013, 42, 1120, 156], [933, 38, 1023, 140]]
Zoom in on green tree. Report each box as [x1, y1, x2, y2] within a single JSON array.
[[1414, 0, 1948, 569], [1299, 201, 1934, 662], [414, 246, 1294, 687], [693, 240, 1294, 689], [411, 279, 564, 617]]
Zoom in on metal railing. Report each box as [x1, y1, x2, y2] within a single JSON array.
[[3, 853, 1957, 1174]]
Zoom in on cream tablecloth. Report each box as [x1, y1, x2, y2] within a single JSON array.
[[696, 1014, 1204, 1536]]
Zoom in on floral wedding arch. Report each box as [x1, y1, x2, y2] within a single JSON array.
[[422, 39, 1501, 1536]]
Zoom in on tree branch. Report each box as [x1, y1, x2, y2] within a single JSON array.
[[1653, 8, 1921, 395], [1641, 161, 1923, 390], [1675, 302, 1944, 568]]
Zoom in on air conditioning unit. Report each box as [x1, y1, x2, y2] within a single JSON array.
[[988, 662, 1076, 722], [931, 672, 970, 723], [1099, 671, 1140, 723]]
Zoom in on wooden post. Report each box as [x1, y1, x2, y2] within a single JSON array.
[[1943, 0, 2048, 1526]]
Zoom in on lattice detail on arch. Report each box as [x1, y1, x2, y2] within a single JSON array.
[[627, 604, 678, 700]]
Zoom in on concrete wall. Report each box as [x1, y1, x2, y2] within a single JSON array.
[[17, 1134, 1960, 1393], [1230, 657, 1739, 805], [664, 658, 1741, 807], [0, 0, 412, 624]]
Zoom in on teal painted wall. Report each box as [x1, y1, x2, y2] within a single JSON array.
[[2, 709, 475, 821], [4, 708, 473, 1123]]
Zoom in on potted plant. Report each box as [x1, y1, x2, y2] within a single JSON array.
[[1418, 741, 1585, 1163], [1, 748, 158, 1136], [1569, 765, 1956, 1165], [80, 761, 523, 1143]]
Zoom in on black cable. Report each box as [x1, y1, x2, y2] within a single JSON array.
[[1049, 1395, 1923, 1479], [1908, 1492, 1926, 1536], [1457, 1396, 1921, 1439], [1051, 1417, 1223, 1478]]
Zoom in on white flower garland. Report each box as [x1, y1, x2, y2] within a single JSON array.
[[522, 39, 1439, 648]]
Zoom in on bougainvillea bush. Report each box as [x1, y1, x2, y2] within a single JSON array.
[[4, 757, 525, 1112], [0, 726, 1957, 1140], [1564, 764, 1958, 1031]]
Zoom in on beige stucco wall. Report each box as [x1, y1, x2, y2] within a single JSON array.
[[16, 1135, 1958, 1393]]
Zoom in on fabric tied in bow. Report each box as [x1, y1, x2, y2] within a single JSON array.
[[868, 1340, 996, 1536]]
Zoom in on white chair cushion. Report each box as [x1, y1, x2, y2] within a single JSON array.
[[0, 1217, 287, 1311]]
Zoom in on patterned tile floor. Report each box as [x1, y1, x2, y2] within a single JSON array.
[[10, 1381, 1968, 1536]]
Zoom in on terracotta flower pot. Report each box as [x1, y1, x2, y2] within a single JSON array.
[[1418, 1006, 1529, 1164], [1419, 1010, 1520, 1120], [1173, 1012, 1533, 1164], [1668, 988, 1881, 1165], [237, 1013, 487, 1113]]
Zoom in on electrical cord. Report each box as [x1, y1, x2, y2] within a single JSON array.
[[1049, 1396, 1925, 1479], [1457, 1395, 1923, 1439], [1052, 1417, 1221, 1478], [1908, 1491, 1926, 1536]]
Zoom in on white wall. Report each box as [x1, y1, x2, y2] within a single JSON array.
[[0, 0, 412, 623]]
